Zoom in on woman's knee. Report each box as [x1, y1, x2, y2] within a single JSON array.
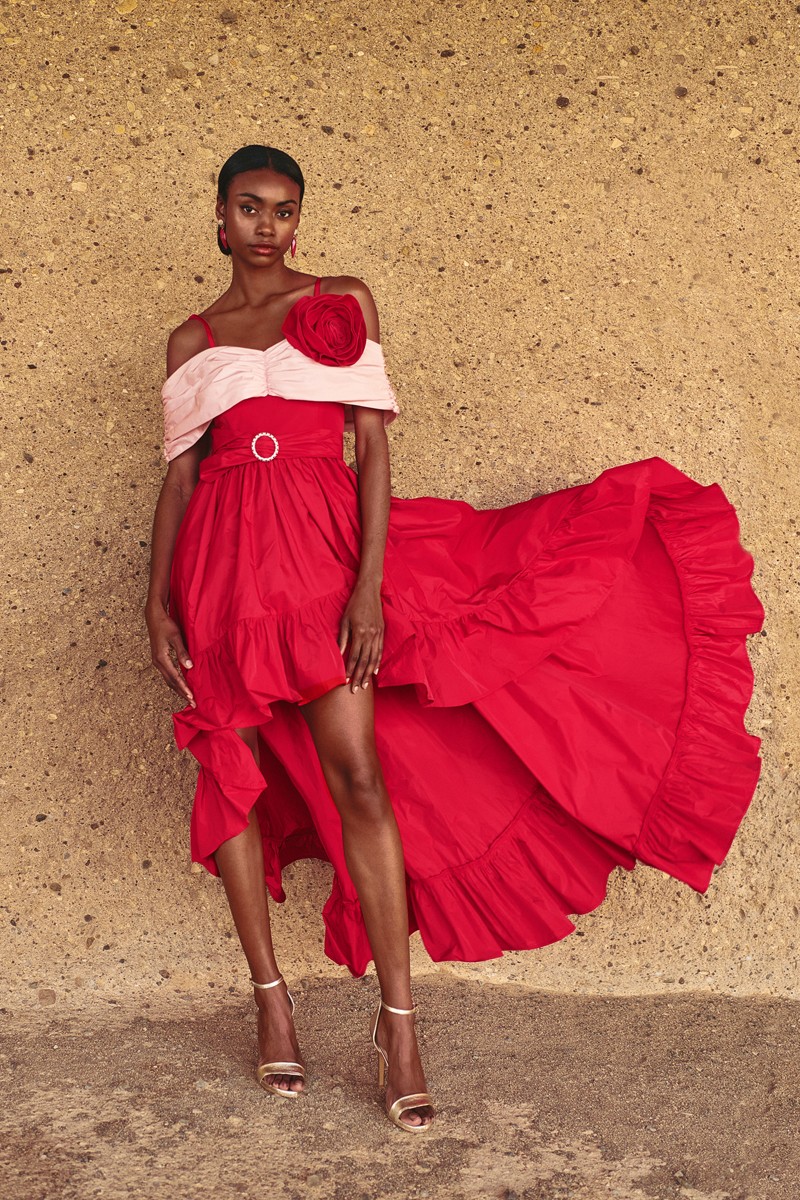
[[329, 758, 390, 821]]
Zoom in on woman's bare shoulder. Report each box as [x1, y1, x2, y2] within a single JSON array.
[[165, 317, 210, 379], [322, 274, 373, 300], [321, 275, 380, 340]]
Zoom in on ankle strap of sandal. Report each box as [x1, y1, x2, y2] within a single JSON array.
[[381, 999, 417, 1014], [251, 974, 284, 990]]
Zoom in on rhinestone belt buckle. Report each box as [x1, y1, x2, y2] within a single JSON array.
[[251, 431, 279, 462]]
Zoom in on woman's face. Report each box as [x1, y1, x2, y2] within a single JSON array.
[[216, 167, 302, 263]]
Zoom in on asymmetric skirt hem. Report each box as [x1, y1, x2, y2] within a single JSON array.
[[171, 452, 763, 977]]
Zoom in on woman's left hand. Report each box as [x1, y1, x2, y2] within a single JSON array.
[[339, 579, 384, 693]]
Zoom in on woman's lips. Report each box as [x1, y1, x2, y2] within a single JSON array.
[[251, 244, 277, 255]]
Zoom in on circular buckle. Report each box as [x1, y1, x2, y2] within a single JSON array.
[[251, 431, 279, 462]]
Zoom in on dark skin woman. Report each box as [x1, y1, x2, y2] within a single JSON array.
[[145, 163, 434, 1129]]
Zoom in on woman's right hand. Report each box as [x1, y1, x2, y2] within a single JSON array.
[[147, 604, 196, 708]]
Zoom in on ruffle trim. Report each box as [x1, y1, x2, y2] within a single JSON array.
[[184, 725, 333, 886], [633, 468, 764, 889], [320, 788, 635, 976], [173, 584, 355, 737], [184, 726, 270, 879]]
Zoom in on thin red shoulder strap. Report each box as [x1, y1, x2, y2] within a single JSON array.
[[188, 313, 216, 348], [313, 276, 322, 296]]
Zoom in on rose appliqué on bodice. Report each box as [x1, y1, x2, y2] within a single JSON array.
[[282, 291, 368, 367]]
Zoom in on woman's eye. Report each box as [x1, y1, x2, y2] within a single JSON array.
[[240, 205, 256, 214], [277, 210, 292, 218]]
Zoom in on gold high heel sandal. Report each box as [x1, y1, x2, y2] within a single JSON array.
[[251, 973, 306, 1098], [370, 999, 435, 1132]]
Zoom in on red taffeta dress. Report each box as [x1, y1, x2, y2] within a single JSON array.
[[161, 277, 764, 977]]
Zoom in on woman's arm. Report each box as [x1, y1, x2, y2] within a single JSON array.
[[146, 442, 209, 707], [353, 409, 391, 589], [144, 321, 209, 707], [334, 277, 392, 692], [341, 406, 391, 693]]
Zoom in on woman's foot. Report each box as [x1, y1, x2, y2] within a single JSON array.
[[254, 976, 305, 1095], [374, 1006, 434, 1128]]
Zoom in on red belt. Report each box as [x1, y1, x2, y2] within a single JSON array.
[[199, 429, 343, 481]]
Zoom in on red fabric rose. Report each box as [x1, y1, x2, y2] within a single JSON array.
[[282, 292, 367, 367]]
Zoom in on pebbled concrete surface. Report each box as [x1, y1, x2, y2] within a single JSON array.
[[2, 977, 796, 1200], [1, 0, 796, 1008]]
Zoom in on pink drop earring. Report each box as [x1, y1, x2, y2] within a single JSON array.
[[290, 230, 297, 258], [217, 220, 230, 255]]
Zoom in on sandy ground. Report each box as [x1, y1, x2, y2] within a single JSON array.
[[1, 977, 795, 1200]]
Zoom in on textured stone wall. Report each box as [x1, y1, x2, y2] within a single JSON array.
[[3, 0, 796, 1010]]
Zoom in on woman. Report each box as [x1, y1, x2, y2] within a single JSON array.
[[146, 145, 764, 1134]]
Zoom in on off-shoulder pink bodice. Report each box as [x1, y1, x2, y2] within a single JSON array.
[[162, 335, 399, 461]]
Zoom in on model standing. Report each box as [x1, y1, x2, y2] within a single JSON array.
[[146, 145, 763, 1133]]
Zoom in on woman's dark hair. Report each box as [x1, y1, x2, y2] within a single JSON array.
[[218, 144, 304, 204], [216, 145, 304, 256]]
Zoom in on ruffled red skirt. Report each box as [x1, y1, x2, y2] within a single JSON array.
[[169, 394, 764, 977]]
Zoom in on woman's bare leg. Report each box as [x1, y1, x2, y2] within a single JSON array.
[[213, 726, 304, 1094], [299, 684, 432, 1127]]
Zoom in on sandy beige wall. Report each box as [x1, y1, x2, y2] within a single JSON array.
[[2, 0, 797, 1009]]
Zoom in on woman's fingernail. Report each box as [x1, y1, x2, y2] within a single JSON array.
[[345, 676, 350, 683], [185, 659, 193, 669], [363, 681, 369, 688]]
